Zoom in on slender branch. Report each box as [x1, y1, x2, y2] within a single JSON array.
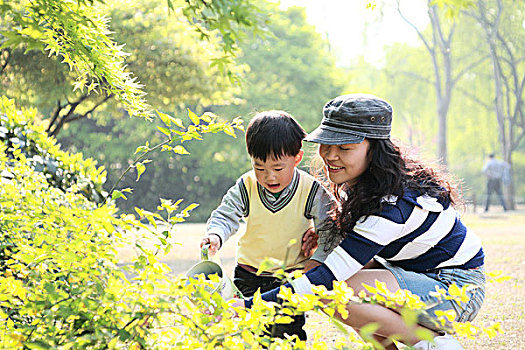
[[26, 295, 74, 339], [510, 131, 525, 153], [514, 76, 525, 123], [452, 54, 490, 85], [396, 0, 434, 55], [455, 86, 492, 110], [429, 4, 450, 49], [396, 71, 434, 85], [103, 138, 173, 205], [65, 94, 113, 123], [46, 100, 65, 134], [49, 95, 90, 137]]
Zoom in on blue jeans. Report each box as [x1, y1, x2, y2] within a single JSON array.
[[377, 259, 486, 331]]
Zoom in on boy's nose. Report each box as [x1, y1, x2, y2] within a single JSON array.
[[266, 171, 276, 180]]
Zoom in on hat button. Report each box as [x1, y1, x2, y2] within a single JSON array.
[[370, 116, 376, 122], [381, 116, 386, 121]]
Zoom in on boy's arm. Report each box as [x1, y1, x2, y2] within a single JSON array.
[[307, 183, 343, 263], [205, 177, 247, 249]]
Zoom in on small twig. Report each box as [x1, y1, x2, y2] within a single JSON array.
[[102, 138, 172, 206]]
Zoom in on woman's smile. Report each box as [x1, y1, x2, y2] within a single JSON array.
[[325, 162, 344, 172]]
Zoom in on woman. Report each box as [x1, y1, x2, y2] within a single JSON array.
[[232, 94, 486, 350]]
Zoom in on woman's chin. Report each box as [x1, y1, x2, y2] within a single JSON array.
[[328, 174, 349, 185]]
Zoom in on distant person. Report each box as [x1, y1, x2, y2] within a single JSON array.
[[232, 94, 486, 350], [200, 110, 338, 341], [482, 153, 509, 212]]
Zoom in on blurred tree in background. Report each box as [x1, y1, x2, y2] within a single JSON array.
[[56, 2, 348, 221], [350, 0, 524, 208], [463, 0, 525, 209], [2, 0, 524, 218], [1, 0, 267, 221]]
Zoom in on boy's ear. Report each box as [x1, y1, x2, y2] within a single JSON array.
[[294, 150, 304, 166]]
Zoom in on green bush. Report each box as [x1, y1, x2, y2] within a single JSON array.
[[0, 97, 107, 204], [0, 98, 503, 349]]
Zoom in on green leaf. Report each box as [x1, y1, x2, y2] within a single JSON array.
[[135, 207, 145, 218], [25, 341, 50, 350], [359, 322, 381, 338], [173, 145, 190, 155], [171, 118, 184, 128], [134, 145, 149, 154], [157, 110, 172, 127], [108, 337, 119, 348], [157, 126, 171, 136], [223, 125, 236, 138], [330, 317, 350, 334], [187, 108, 200, 125], [274, 316, 294, 324], [136, 162, 146, 181], [201, 112, 216, 122], [414, 328, 435, 342], [183, 203, 199, 215], [256, 259, 277, 276], [111, 190, 127, 200]]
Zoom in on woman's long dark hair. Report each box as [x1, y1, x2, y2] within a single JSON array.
[[323, 139, 462, 234]]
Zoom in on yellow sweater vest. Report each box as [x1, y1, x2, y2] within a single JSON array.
[[237, 170, 316, 273]]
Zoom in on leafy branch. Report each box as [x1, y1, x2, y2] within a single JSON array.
[[106, 108, 243, 205]]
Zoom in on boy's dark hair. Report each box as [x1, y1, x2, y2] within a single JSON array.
[[245, 110, 306, 161]]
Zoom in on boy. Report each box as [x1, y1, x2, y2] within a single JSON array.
[[200, 110, 337, 341]]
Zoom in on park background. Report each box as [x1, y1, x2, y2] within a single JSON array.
[[1, 0, 524, 349], [2, 0, 524, 220]]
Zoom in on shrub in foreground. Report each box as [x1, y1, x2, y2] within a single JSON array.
[[0, 98, 503, 349]]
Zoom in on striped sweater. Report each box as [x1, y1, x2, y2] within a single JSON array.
[[245, 189, 484, 306]]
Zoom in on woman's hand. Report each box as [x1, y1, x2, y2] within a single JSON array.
[[304, 259, 321, 272], [301, 227, 318, 257], [228, 298, 246, 317], [229, 298, 246, 308]]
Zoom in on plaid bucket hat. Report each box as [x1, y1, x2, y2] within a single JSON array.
[[305, 93, 393, 145]]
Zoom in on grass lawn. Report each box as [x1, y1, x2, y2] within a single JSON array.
[[118, 206, 525, 349]]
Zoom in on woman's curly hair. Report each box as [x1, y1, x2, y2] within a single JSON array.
[[318, 139, 462, 235]]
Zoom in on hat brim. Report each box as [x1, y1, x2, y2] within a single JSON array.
[[305, 125, 365, 145]]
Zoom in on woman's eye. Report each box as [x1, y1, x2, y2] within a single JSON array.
[[275, 168, 283, 172], [255, 168, 264, 171]]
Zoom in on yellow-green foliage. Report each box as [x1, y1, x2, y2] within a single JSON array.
[[0, 98, 503, 349], [0, 96, 107, 203]]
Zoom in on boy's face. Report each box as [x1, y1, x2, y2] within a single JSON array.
[[251, 150, 303, 193]]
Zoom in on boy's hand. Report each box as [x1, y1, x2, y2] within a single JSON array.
[[200, 234, 221, 256], [301, 227, 318, 257]]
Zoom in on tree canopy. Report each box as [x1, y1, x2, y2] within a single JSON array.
[[1, 0, 265, 121]]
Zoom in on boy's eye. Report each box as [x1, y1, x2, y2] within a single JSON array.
[[339, 146, 351, 151]]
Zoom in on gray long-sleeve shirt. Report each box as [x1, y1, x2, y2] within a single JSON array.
[[206, 168, 340, 262]]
